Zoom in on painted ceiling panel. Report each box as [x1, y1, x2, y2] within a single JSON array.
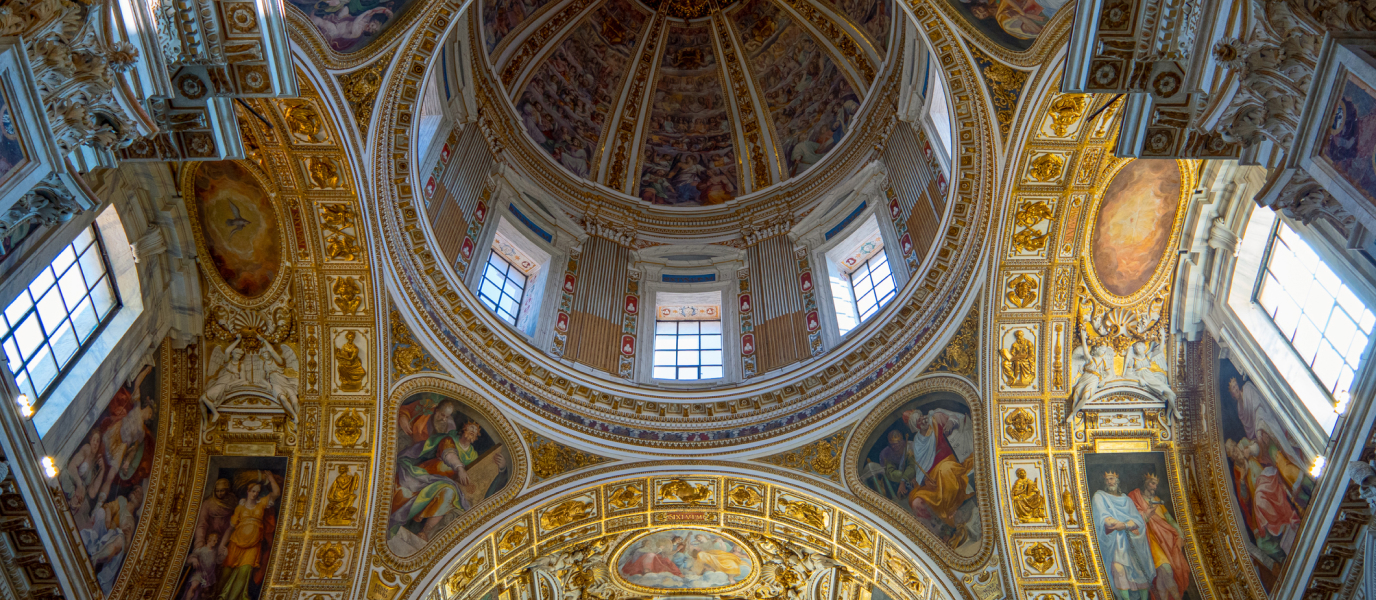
[[484, 0, 563, 56], [637, 23, 741, 206], [513, 0, 651, 181]]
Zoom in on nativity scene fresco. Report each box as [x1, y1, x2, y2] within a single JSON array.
[[860, 391, 982, 556], [388, 392, 513, 556]]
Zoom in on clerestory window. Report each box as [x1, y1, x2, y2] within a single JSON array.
[[653, 320, 724, 381], [478, 252, 527, 327]]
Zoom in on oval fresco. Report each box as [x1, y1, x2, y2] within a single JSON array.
[[859, 390, 982, 557], [614, 529, 754, 591], [387, 392, 513, 557], [192, 161, 281, 298], [1090, 160, 1182, 297]]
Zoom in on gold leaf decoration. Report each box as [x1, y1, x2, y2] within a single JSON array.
[[390, 305, 444, 377], [925, 304, 979, 378], [757, 430, 849, 481], [338, 52, 393, 135], [969, 46, 1029, 140], [521, 428, 611, 482]]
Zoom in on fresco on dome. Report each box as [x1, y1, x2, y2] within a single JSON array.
[[638, 23, 740, 206], [514, 0, 647, 181], [483, 0, 558, 55], [192, 161, 282, 298], [859, 391, 982, 556], [1090, 159, 1181, 297], [1217, 357, 1314, 591], [173, 456, 286, 600], [940, 0, 1065, 52], [388, 392, 512, 556], [1086, 452, 1200, 600], [289, 0, 420, 53], [61, 362, 157, 595], [1318, 72, 1376, 205], [614, 529, 754, 589], [822, 0, 891, 52], [733, 0, 861, 178]]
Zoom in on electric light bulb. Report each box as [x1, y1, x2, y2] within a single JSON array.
[[1311, 456, 1326, 477], [40, 456, 57, 478], [14, 394, 31, 418]]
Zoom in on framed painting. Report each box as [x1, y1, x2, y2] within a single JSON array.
[[0, 39, 66, 210], [1084, 452, 1200, 600], [171, 456, 288, 600], [1292, 39, 1376, 224]]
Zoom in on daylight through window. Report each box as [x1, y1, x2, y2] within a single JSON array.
[[851, 252, 896, 323], [479, 253, 527, 326], [3, 226, 119, 403], [653, 320, 724, 381], [1258, 223, 1375, 397]]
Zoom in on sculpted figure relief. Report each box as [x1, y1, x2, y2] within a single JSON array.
[[1010, 468, 1047, 522], [322, 466, 360, 526], [1000, 330, 1036, 387], [201, 334, 301, 423]]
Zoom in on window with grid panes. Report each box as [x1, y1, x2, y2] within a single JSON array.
[[652, 320, 723, 380], [851, 252, 896, 323], [2, 226, 119, 403], [1258, 223, 1376, 397], [478, 253, 527, 327]]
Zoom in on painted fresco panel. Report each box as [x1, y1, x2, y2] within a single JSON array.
[[0, 89, 29, 189], [173, 456, 287, 600], [733, 0, 860, 178], [822, 0, 891, 52], [1217, 358, 1314, 590], [387, 392, 513, 556], [613, 529, 753, 589], [942, 0, 1067, 52], [859, 391, 981, 556], [1318, 73, 1376, 206], [61, 363, 157, 595], [483, 0, 559, 55], [514, 0, 647, 181], [289, 0, 421, 53], [192, 161, 282, 298], [638, 23, 740, 206], [1090, 159, 1181, 297], [1085, 452, 1199, 600]]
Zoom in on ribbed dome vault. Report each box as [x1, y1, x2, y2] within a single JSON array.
[[482, 0, 892, 206]]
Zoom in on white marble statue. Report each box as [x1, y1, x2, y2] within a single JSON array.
[[200, 334, 300, 424]]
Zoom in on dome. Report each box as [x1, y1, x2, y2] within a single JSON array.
[[483, 0, 893, 206]]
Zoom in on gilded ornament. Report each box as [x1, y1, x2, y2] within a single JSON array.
[[1004, 408, 1036, 442], [335, 331, 366, 391], [1053, 323, 1065, 390], [308, 157, 341, 189], [727, 484, 761, 507], [1029, 154, 1066, 182], [1011, 201, 1053, 253], [840, 522, 872, 550], [321, 465, 359, 526], [1047, 94, 1087, 136], [390, 310, 440, 376], [760, 432, 846, 480], [498, 523, 528, 553], [1023, 543, 1056, 573], [528, 433, 600, 480], [926, 307, 978, 377], [449, 553, 486, 592], [333, 408, 365, 446], [332, 276, 363, 315], [284, 102, 327, 143], [314, 542, 346, 577], [1061, 490, 1079, 525], [809, 439, 840, 476], [1000, 330, 1037, 388], [884, 551, 924, 594], [320, 204, 363, 261], [776, 497, 827, 530], [657, 479, 713, 504], [541, 499, 594, 529], [970, 47, 1028, 137], [1010, 468, 1048, 522], [338, 53, 390, 134], [608, 484, 643, 509], [1005, 274, 1038, 308]]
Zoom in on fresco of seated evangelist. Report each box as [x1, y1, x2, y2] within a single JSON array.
[[60, 362, 157, 595], [388, 392, 512, 556], [1218, 357, 1315, 590], [859, 391, 981, 555], [615, 529, 753, 590]]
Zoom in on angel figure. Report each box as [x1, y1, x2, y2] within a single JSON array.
[[252, 334, 300, 422], [200, 336, 246, 423], [1124, 339, 1179, 421], [1064, 341, 1112, 423]]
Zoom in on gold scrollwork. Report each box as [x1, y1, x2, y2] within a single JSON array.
[[1005, 273, 1038, 308], [657, 479, 713, 504], [1023, 543, 1055, 573], [390, 310, 440, 376], [727, 484, 762, 508], [1029, 154, 1065, 182], [541, 499, 594, 530], [1047, 94, 1087, 136], [333, 408, 364, 446], [1004, 408, 1036, 442], [314, 542, 346, 577]]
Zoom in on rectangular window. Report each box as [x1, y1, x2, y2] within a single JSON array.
[[478, 253, 527, 326], [1258, 223, 1375, 396], [3, 226, 120, 404], [851, 252, 896, 322], [652, 320, 723, 381]]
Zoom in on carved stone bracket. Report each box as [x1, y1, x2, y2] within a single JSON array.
[[1257, 167, 1364, 239]]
